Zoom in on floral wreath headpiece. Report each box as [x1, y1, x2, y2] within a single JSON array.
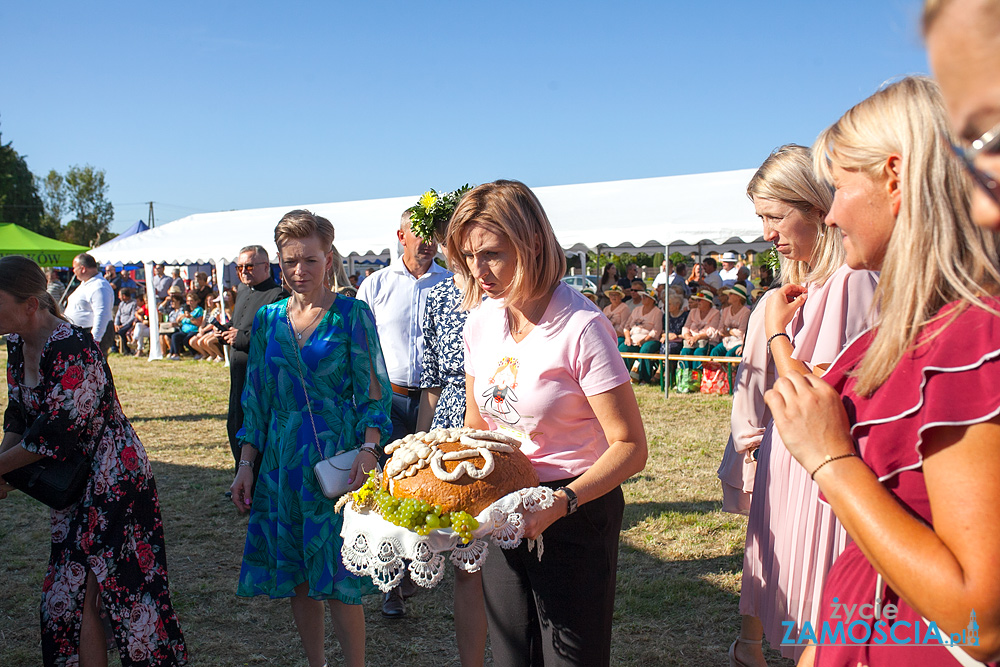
[[409, 184, 473, 243]]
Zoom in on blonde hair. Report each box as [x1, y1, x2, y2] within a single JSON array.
[[274, 209, 348, 289], [445, 180, 566, 311], [746, 144, 842, 288], [814, 75, 1000, 395]]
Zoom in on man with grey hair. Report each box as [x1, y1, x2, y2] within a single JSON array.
[[65, 252, 116, 355], [356, 208, 451, 617], [220, 245, 286, 484]]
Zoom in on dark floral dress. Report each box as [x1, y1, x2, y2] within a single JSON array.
[[419, 279, 468, 429], [3, 323, 187, 666], [667, 309, 689, 354]]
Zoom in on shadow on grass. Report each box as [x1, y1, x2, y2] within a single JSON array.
[[128, 412, 230, 423], [622, 499, 724, 530], [0, 458, 790, 667], [613, 542, 793, 667]]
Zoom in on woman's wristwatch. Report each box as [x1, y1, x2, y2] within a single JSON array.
[[359, 443, 380, 457], [556, 487, 578, 516]]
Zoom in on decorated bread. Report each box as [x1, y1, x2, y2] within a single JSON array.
[[382, 427, 539, 516]]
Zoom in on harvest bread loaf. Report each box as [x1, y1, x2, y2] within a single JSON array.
[[382, 427, 539, 515]]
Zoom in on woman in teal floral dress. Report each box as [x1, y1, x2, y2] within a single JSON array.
[[0, 255, 187, 667], [230, 210, 391, 667]]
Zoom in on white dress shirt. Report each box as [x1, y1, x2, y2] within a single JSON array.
[[719, 266, 740, 287], [66, 275, 115, 342], [357, 259, 452, 387]]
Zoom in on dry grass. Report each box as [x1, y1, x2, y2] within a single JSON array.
[[0, 349, 792, 666]]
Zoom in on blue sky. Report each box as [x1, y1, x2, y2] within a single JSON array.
[[2, 1, 929, 234]]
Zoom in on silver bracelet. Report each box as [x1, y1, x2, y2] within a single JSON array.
[[238, 459, 254, 468], [359, 443, 379, 457]]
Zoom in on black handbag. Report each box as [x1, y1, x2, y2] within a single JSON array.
[[5, 449, 94, 510], [5, 383, 110, 511]]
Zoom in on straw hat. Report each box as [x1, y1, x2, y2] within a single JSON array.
[[606, 285, 624, 296], [690, 290, 714, 304], [722, 284, 748, 301], [722, 251, 739, 262], [634, 289, 654, 302], [168, 285, 184, 296]]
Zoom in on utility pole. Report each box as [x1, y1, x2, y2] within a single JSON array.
[[147, 201, 155, 229]]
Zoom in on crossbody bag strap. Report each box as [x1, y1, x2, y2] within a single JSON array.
[[286, 307, 327, 460]]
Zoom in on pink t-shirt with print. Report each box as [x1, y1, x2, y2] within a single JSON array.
[[463, 282, 631, 482]]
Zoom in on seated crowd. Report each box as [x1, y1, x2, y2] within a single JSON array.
[[592, 255, 767, 390]]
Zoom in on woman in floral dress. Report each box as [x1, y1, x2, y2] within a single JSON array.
[[0, 255, 187, 667]]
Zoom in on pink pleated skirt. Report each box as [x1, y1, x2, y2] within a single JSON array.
[[739, 422, 848, 661]]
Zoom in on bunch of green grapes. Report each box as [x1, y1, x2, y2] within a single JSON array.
[[353, 472, 479, 543]]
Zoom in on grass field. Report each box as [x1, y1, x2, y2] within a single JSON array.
[[0, 350, 793, 666]]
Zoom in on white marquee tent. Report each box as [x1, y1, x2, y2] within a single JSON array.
[[91, 168, 767, 359], [92, 167, 767, 268]]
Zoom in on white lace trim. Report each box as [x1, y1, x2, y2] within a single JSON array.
[[340, 486, 554, 592]]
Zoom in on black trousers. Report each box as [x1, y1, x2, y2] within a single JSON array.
[[481, 481, 624, 667], [227, 359, 261, 487]]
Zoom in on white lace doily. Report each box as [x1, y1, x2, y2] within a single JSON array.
[[341, 486, 554, 592]]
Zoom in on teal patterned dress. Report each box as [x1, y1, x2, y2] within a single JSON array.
[[236, 295, 392, 602]]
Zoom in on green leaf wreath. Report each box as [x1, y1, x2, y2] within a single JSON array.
[[409, 184, 473, 242], [764, 246, 781, 273]]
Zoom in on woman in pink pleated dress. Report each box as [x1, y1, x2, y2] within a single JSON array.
[[728, 144, 879, 666], [766, 74, 1000, 666]]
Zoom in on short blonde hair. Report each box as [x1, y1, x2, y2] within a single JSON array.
[[445, 180, 566, 311], [814, 75, 1000, 395], [274, 209, 349, 289], [274, 209, 335, 252], [746, 144, 842, 288]]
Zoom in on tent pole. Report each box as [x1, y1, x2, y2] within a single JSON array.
[[215, 258, 231, 367], [664, 243, 670, 400], [144, 261, 164, 361]]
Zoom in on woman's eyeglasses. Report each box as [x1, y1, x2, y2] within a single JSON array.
[[948, 121, 1000, 206]]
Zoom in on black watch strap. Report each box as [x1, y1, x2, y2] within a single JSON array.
[[557, 486, 578, 516]]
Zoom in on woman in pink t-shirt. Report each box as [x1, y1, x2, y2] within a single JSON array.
[[446, 180, 648, 667]]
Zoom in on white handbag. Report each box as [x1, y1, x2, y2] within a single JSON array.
[[313, 448, 359, 499]]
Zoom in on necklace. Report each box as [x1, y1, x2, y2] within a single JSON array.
[[288, 298, 329, 340], [507, 299, 546, 336]]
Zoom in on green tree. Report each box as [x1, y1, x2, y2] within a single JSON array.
[[37, 169, 66, 238], [0, 129, 45, 232], [60, 164, 114, 246]]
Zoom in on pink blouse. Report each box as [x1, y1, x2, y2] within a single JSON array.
[[719, 304, 751, 343], [602, 302, 630, 337], [682, 306, 722, 345], [625, 304, 664, 343]]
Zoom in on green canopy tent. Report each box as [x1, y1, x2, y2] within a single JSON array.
[[0, 223, 89, 267]]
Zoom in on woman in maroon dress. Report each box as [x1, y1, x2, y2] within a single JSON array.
[[766, 77, 1000, 665], [0, 255, 187, 667]]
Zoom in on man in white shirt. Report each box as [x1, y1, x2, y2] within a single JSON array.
[[698, 257, 724, 294], [356, 209, 451, 617], [650, 260, 669, 291], [65, 253, 116, 355], [719, 251, 740, 287]]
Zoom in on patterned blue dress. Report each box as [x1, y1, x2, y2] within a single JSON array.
[[419, 279, 468, 429], [236, 295, 392, 602]]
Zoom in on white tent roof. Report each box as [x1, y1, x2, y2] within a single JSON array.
[[92, 168, 765, 265]]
